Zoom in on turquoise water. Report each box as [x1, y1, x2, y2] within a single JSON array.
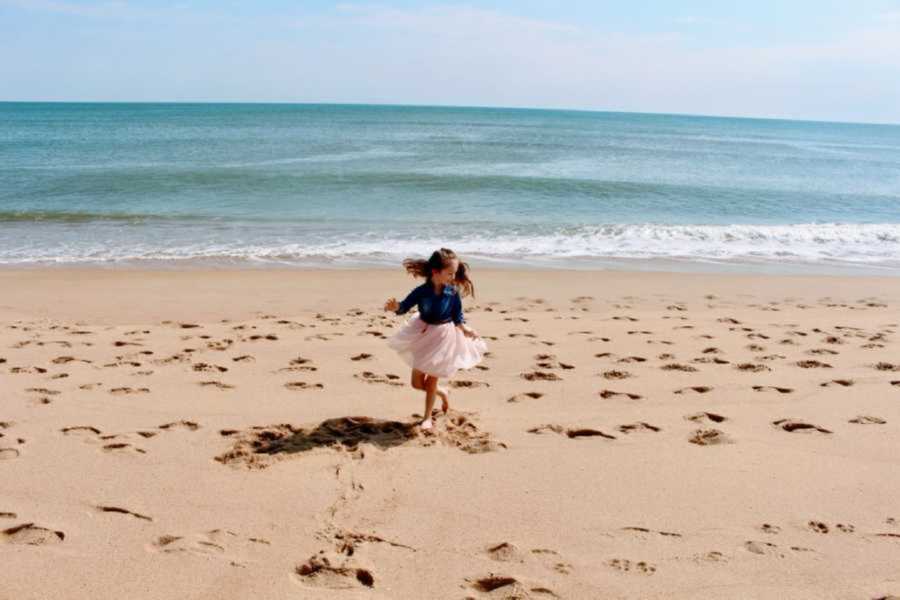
[[1, 102, 899, 272]]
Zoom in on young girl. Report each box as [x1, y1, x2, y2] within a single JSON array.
[[383, 248, 487, 430]]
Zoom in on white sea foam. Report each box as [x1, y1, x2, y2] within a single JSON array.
[[1, 223, 898, 271]]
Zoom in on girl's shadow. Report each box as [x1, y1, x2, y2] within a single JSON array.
[[252, 416, 420, 456]]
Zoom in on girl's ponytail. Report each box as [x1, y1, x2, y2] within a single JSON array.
[[401, 248, 475, 298]]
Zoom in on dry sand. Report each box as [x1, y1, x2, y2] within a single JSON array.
[[1, 268, 899, 599]]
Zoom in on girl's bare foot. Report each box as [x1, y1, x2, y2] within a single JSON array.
[[420, 418, 433, 430]]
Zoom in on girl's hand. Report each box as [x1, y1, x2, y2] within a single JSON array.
[[463, 327, 480, 339], [384, 297, 399, 312]]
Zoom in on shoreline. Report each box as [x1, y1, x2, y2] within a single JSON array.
[[3, 267, 900, 325], [1, 256, 898, 277]]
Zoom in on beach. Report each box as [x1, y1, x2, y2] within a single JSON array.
[[2, 267, 899, 599]]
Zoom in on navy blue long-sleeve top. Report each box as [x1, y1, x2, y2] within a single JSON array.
[[395, 282, 466, 325]]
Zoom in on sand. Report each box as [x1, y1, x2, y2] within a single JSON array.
[[1, 267, 899, 599]]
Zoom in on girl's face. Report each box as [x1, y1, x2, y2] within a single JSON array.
[[434, 259, 459, 285]]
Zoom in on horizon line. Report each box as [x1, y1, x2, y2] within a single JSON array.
[[1, 100, 897, 128]]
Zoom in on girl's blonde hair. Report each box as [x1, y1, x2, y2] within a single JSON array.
[[402, 248, 475, 298]]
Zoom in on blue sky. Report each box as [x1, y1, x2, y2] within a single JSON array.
[[2, 1, 900, 123]]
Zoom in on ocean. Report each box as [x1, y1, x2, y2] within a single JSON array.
[[1, 102, 898, 273]]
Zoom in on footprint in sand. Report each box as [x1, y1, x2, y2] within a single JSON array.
[[466, 575, 557, 598], [743, 540, 795, 557], [484, 543, 573, 576], [533, 354, 576, 370], [849, 415, 886, 425], [674, 386, 712, 394], [354, 371, 402, 386], [450, 380, 490, 389], [486, 542, 527, 562], [508, 392, 545, 403], [305, 333, 343, 341], [522, 370, 562, 382], [606, 558, 656, 575], [616, 356, 647, 364], [52, 356, 92, 365], [692, 356, 731, 365], [600, 370, 632, 380], [807, 520, 855, 534], [752, 385, 794, 394], [686, 412, 727, 424], [0, 448, 21, 460], [96, 505, 153, 521], [159, 420, 200, 431], [599, 389, 642, 400], [246, 333, 279, 342], [660, 363, 698, 372], [350, 353, 372, 361], [198, 380, 235, 390], [1, 522, 65, 545], [109, 387, 150, 395], [9, 367, 47, 375], [207, 338, 235, 351], [102, 442, 146, 454], [821, 379, 855, 388], [150, 528, 268, 568], [807, 348, 839, 356], [293, 552, 375, 589], [621, 526, 682, 538], [192, 362, 228, 373], [527, 424, 616, 440], [277, 357, 319, 373], [688, 429, 731, 445], [61, 425, 102, 436], [360, 330, 387, 339], [873, 362, 900, 372], [617, 422, 661, 434], [232, 355, 255, 362], [796, 360, 832, 369], [736, 363, 771, 373], [284, 381, 325, 391], [772, 419, 831, 434], [25, 387, 60, 397]]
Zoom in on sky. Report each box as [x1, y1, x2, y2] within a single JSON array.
[[1, 1, 900, 123]]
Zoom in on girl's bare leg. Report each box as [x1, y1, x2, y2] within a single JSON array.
[[421, 376, 439, 429], [410, 369, 426, 391], [424, 374, 450, 413]]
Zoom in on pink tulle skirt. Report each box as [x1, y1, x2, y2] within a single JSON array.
[[387, 314, 487, 379]]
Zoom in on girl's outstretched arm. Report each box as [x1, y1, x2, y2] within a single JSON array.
[[389, 286, 421, 315]]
